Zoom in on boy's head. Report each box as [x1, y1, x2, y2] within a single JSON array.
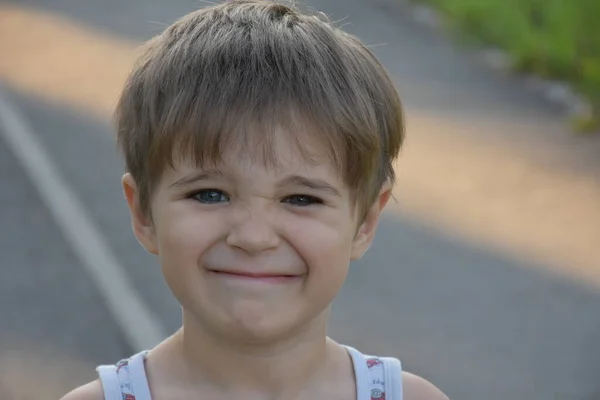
[[117, 0, 405, 341], [116, 0, 404, 223]]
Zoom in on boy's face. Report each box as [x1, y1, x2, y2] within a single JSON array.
[[123, 128, 390, 342]]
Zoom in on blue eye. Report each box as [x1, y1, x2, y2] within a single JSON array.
[[283, 195, 322, 206], [192, 189, 230, 204]]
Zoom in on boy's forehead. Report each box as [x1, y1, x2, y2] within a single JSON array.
[[169, 148, 338, 180], [169, 125, 341, 177]]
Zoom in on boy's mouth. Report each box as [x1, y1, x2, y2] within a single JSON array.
[[207, 269, 302, 284]]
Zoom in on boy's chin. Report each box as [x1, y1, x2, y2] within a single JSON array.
[[220, 311, 308, 345], [182, 299, 330, 345]]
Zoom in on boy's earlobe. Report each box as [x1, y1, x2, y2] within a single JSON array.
[[350, 185, 392, 261], [122, 173, 159, 255]]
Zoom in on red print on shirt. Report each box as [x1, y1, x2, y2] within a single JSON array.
[[116, 360, 128, 373]]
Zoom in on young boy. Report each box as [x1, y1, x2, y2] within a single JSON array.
[[62, 1, 448, 399]]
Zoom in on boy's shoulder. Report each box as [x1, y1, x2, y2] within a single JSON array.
[[402, 371, 449, 400], [59, 379, 104, 400]]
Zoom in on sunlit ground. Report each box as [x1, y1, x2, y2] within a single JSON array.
[[1, 4, 599, 399]]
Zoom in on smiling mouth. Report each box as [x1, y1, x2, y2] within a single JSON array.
[[207, 270, 301, 283]]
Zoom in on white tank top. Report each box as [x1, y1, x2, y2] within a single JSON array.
[[97, 345, 403, 400]]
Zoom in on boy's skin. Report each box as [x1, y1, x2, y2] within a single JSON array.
[[62, 128, 448, 399]]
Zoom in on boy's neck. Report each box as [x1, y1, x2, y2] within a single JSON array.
[[157, 309, 348, 398]]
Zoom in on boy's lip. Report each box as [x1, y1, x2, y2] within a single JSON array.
[[207, 269, 302, 282]]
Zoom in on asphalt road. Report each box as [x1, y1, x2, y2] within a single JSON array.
[[1, 1, 600, 399]]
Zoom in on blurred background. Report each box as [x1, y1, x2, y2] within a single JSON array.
[[1, 0, 599, 399]]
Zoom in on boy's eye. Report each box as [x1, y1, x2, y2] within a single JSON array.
[[282, 194, 322, 207], [192, 189, 230, 204]]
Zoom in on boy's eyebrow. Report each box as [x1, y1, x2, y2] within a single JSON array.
[[279, 175, 342, 197], [169, 170, 225, 189], [170, 171, 341, 197]]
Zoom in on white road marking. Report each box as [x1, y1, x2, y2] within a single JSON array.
[[0, 89, 166, 352]]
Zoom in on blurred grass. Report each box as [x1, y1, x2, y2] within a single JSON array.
[[416, 0, 600, 131]]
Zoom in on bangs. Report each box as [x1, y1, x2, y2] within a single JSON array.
[[152, 98, 348, 181]]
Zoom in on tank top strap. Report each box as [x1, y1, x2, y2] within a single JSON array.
[[96, 351, 151, 400], [346, 345, 372, 400], [344, 345, 403, 400], [379, 356, 403, 400]]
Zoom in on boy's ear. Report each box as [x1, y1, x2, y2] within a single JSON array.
[[350, 184, 392, 261], [122, 173, 159, 255]]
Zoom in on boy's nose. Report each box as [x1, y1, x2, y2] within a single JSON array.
[[226, 207, 280, 254]]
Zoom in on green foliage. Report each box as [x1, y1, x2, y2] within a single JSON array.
[[418, 0, 600, 129]]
